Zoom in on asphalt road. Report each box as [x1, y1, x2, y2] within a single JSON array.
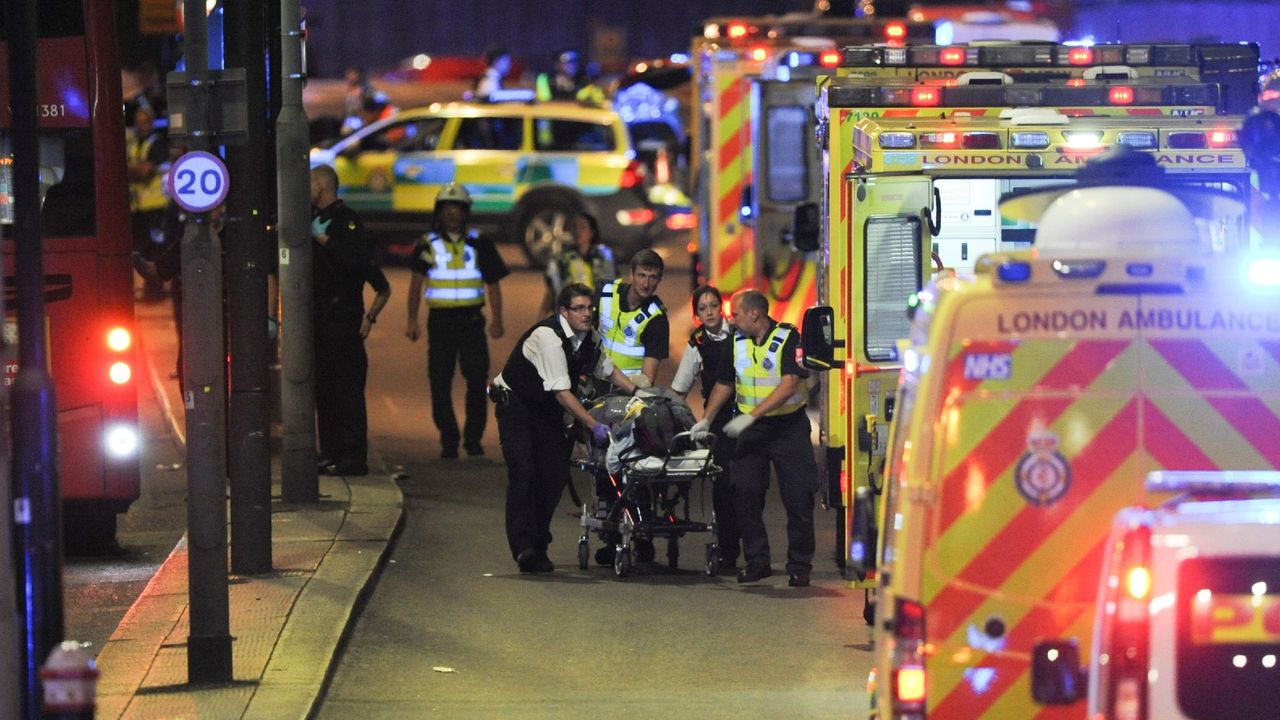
[[316, 239, 873, 718]]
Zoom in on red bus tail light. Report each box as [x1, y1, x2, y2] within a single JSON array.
[[108, 362, 132, 385], [106, 327, 131, 352]]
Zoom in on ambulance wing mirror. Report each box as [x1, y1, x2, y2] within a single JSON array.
[[791, 201, 821, 252], [800, 306, 842, 371], [1030, 639, 1086, 705], [848, 486, 877, 581]]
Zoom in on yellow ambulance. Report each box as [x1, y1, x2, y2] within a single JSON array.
[[847, 153, 1280, 719]]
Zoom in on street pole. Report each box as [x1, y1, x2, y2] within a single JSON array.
[[180, 0, 233, 683], [276, 0, 318, 503], [6, 1, 64, 716], [224, 0, 273, 575]]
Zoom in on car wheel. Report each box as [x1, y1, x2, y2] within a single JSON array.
[[519, 201, 575, 268]]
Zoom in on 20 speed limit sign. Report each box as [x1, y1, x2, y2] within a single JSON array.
[[167, 150, 230, 213]]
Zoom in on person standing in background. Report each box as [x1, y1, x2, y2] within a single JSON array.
[[311, 165, 374, 476], [541, 211, 615, 314], [405, 183, 509, 459], [475, 45, 512, 98], [126, 105, 169, 299]]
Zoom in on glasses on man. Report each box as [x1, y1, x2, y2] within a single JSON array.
[[566, 304, 595, 313]]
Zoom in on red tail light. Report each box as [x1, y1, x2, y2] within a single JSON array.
[[616, 208, 655, 226], [1068, 47, 1095, 65], [106, 327, 131, 351], [726, 22, 748, 41], [892, 597, 928, 714], [884, 21, 907, 41], [939, 47, 965, 66], [1100, 524, 1152, 720], [1207, 129, 1237, 148], [1109, 86, 1135, 105], [819, 49, 842, 68], [912, 86, 940, 107], [619, 160, 645, 189]]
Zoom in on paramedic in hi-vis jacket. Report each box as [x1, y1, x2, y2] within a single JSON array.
[[595, 248, 666, 392], [406, 183, 509, 459], [491, 283, 640, 573], [691, 289, 818, 588]]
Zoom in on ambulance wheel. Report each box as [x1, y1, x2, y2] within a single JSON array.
[[613, 546, 632, 577], [705, 546, 720, 577], [667, 537, 679, 569], [518, 199, 575, 269], [577, 539, 590, 571]]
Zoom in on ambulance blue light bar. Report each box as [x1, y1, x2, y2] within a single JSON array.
[[996, 261, 1032, 282]]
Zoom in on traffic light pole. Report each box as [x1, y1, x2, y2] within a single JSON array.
[[6, 1, 64, 716], [276, 0, 318, 503], [179, 0, 233, 683]]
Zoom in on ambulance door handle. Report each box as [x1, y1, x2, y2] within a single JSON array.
[[926, 186, 942, 236], [961, 242, 968, 261]]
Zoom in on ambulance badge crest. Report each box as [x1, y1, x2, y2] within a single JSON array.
[[1014, 429, 1071, 506]]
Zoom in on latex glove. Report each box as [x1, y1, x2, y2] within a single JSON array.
[[267, 317, 279, 342], [630, 373, 653, 390], [311, 216, 332, 239], [724, 413, 756, 439], [592, 423, 611, 445], [689, 418, 711, 443]]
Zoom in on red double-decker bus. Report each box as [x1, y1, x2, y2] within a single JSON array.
[[0, 0, 140, 545]]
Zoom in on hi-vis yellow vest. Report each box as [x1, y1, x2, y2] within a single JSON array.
[[424, 230, 485, 308], [598, 281, 662, 375], [127, 132, 166, 212], [733, 323, 806, 417]]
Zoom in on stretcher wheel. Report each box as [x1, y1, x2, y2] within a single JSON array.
[[577, 539, 589, 571], [667, 537, 679, 569], [705, 546, 720, 577], [613, 546, 632, 577]]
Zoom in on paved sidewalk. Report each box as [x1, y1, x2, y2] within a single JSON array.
[[94, 298, 404, 719]]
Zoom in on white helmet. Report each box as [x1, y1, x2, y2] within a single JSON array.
[[436, 182, 472, 208], [1034, 186, 1198, 256]]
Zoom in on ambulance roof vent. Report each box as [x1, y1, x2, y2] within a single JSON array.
[[999, 107, 1068, 124], [1081, 65, 1140, 80]]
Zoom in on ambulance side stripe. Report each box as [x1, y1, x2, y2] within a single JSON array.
[[930, 538, 1105, 718], [936, 339, 1130, 535], [1140, 396, 1221, 469], [928, 398, 1138, 640], [1148, 338, 1248, 390], [1205, 397, 1280, 466]]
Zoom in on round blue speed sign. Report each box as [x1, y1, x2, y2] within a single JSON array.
[[166, 151, 230, 213]]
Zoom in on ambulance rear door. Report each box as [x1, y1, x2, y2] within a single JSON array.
[[834, 173, 932, 575], [920, 280, 1145, 718], [752, 78, 823, 314]]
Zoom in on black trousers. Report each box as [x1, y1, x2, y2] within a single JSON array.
[[427, 307, 489, 450], [498, 395, 572, 560], [731, 410, 818, 575], [709, 411, 741, 565], [315, 300, 368, 468]]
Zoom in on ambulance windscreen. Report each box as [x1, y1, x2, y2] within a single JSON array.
[[1177, 557, 1280, 719]]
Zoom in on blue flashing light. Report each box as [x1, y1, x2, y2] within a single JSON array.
[[850, 541, 866, 564], [935, 21, 954, 46], [1052, 259, 1107, 278], [1126, 262, 1154, 278], [1247, 258, 1280, 287], [669, 53, 689, 64], [997, 262, 1032, 282]]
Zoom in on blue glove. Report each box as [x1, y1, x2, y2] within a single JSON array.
[[311, 216, 332, 239], [592, 423, 611, 445], [267, 317, 278, 342]]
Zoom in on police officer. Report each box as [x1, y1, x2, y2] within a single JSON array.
[[126, 105, 169, 298], [596, 248, 667, 389], [542, 211, 615, 313], [692, 289, 818, 587], [671, 285, 741, 573], [311, 165, 374, 476], [406, 183, 509, 458], [493, 283, 640, 573]]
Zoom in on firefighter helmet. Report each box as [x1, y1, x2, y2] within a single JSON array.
[[436, 183, 473, 208]]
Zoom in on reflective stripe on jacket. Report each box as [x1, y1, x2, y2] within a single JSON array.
[[733, 323, 805, 417], [127, 132, 167, 212], [424, 230, 485, 308], [598, 281, 661, 375]]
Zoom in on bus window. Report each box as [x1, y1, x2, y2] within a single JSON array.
[[0, 0, 86, 37], [0, 130, 97, 238]]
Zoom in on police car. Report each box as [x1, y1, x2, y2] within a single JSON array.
[[309, 98, 661, 267], [1064, 471, 1280, 720]]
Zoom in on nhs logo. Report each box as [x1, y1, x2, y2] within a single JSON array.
[[964, 352, 1012, 380]]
